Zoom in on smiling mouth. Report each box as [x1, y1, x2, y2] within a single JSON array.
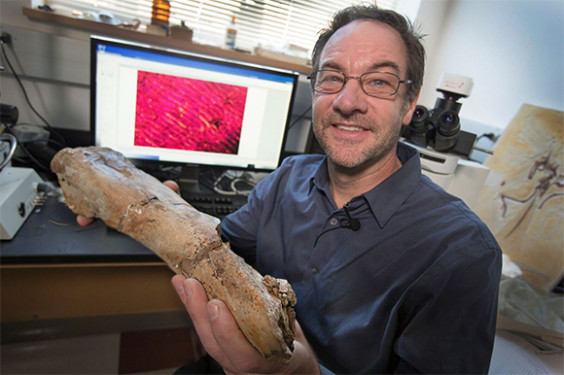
[[335, 124, 366, 132]]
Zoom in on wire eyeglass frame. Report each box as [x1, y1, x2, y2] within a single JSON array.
[[308, 70, 413, 98]]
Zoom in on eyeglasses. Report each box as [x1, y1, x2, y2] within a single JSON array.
[[308, 70, 413, 98]]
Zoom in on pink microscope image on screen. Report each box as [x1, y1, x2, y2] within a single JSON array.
[[134, 71, 248, 154]]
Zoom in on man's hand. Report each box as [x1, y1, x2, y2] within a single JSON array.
[[76, 180, 180, 227], [172, 275, 320, 374]]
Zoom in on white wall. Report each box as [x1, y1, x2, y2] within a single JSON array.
[[1, 0, 92, 131], [417, 0, 564, 131]]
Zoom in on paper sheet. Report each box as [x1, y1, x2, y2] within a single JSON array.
[[490, 330, 563, 374]]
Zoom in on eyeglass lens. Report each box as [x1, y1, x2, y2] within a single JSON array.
[[313, 70, 401, 97]]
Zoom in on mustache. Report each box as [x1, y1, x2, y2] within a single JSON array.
[[321, 113, 374, 128]]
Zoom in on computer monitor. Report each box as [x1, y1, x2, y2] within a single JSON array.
[[90, 36, 299, 179]]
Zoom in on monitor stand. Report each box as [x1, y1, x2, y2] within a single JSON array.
[[178, 164, 203, 194]]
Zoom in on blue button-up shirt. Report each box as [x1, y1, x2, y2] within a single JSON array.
[[221, 143, 501, 374]]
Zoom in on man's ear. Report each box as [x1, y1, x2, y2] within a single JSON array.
[[402, 91, 420, 126]]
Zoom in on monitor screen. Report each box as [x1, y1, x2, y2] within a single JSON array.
[[90, 36, 299, 172]]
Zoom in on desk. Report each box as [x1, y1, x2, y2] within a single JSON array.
[[1, 196, 185, 323]]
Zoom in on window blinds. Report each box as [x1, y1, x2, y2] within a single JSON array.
[[46, 0, 399, 53]]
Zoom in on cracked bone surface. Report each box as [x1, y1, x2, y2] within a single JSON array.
[[51, 147, 296, 364]]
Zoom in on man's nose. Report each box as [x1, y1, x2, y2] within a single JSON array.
[[332, 78, 369, 115]]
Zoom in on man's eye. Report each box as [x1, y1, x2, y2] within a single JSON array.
[[320, 73, 343, 83], [367, 78, 390, 87]]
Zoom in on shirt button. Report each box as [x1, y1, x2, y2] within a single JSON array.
[[329, 218, 338, 226], [311, 265, 319, 274]]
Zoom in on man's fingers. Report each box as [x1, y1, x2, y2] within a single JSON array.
[[171, 277, 233, 368], [163, 180, 180, 194], [76, 215, 94, 227], [208, 299, 277, 373], [171, 275, 188, 304], [172, 277, 263, 371], [172, 277, 317, 373]]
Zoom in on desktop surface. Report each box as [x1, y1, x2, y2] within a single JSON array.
[[0, 196, 158, 264], [0, 187, 246, 265]]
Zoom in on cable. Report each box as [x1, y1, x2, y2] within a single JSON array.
[[0, 133, 17, 171], [0, 38, 66, 147], [213, 169, 256, 196], [2, 126, 52, 172], [288, 104, 312, 129]]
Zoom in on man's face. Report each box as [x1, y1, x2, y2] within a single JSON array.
[[312, 19, 417, 169]]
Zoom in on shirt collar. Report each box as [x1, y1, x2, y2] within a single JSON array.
[[310, 156, 331, 197], [365, 142, 421, 227], [309, 142, 422, 227]]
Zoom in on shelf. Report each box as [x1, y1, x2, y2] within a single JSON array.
[[22, 6, 312, 75]]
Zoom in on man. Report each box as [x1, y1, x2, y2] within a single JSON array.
[[154, 4, 500, 374], [172, 4, 501, 374]]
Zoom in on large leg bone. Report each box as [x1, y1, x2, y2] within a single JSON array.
[[50, 147, 296, 364]]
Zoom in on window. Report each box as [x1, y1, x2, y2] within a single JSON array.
[[46, 1, 415, 55]]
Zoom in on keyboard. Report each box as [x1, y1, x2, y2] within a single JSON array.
[[183, 192, 248, 219]]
